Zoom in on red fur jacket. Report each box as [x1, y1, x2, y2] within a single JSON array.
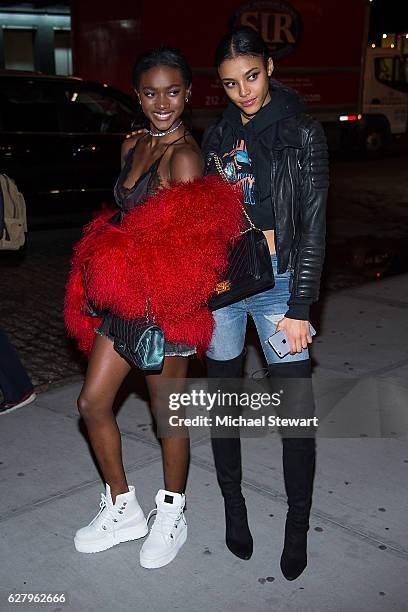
[[64, 175, 243, 356]]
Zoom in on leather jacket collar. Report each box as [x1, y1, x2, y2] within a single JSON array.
[[274, 114, 306, 150]]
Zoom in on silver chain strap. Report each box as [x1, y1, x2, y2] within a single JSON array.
[[211, 153, 260, 234]]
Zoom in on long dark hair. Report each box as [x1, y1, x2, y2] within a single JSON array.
[[215, 26, 270, 69], [132, 45, 192, 90]]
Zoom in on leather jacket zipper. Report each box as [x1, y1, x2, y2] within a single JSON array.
[[287, 155, 296, 271], [270, 148, 278, 261]]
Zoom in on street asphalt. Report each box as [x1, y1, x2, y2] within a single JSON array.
[[1, 272, 408, 612]]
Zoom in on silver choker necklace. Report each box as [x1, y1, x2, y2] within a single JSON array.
[[149, 119, 183, 137]]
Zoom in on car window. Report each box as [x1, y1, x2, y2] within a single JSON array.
[[59, 85, 135, 134], [375, 56, 408, 93], [0, 79, 60, 132]]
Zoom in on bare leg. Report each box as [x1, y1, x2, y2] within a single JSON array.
[[145, 356, 190, 493], [77, 334, 131, 503]]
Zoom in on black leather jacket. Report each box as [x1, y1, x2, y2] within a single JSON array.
[[202, 112, 329, 320]]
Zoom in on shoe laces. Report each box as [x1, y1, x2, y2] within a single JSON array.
[[90, 492, 127, 529], [147, 506, 183, 541]]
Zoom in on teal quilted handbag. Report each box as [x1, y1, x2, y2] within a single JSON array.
[[109, 304, 165, 371]]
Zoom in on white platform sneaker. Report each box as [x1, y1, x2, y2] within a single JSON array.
[[140, 489, 187, 569], [74, 484, 148, 553]]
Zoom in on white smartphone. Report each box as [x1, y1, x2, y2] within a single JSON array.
[[268, 324, 316, 358]]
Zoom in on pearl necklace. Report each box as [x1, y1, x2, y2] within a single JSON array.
[[148, 119, 183, 137]]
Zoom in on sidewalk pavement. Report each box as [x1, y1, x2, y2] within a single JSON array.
[[1, 274, 408, 612]]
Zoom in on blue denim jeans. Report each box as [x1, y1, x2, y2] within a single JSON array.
[[206, 255, 309, 364]]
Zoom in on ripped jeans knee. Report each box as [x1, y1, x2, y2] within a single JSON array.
[[206, 254, 310, 364]]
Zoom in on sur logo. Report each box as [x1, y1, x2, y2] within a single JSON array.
[[230, 0, 303, 60]]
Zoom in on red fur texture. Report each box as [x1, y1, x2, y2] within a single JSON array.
[[64, 175, 243, 356]]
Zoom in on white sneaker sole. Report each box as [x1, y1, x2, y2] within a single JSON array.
[[74, 519, 148, 553], [0, 392, 36, 415], [140, 527, 187, 569]]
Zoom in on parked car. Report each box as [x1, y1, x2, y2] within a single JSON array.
[[0, 71, 139, 226]]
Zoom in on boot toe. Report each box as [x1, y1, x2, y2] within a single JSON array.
[[280, 554, 307, 581], [226, 535, 253, 560]]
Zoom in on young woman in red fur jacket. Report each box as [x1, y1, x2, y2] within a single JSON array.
[[64, 47, 242, 569]]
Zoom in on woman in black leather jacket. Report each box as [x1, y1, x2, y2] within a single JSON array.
[[202, 27, 329, 580]]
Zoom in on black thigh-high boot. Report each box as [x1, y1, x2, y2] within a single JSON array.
[[206, 351, 253, 560], [268, 358, 316, 580]]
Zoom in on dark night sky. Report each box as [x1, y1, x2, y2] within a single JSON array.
[[369, 0, 408, 38]]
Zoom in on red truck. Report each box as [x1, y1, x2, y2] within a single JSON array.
[[71, 0, 408, 153]]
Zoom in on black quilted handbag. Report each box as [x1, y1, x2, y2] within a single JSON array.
[[208, 154, 275, 311], [109, 304, 165, 370]]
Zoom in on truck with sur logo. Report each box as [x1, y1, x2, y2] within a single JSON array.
[[71, 0, 408, 154]]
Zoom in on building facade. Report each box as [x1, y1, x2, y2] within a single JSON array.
[[0, 1, 71, 74]]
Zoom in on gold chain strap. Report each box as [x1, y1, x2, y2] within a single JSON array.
[[146, 299, 156, 323], [211, 153, 260, 234]]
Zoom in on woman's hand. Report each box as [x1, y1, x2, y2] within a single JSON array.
[[275, 317, 313, 354], [125, 128, 148, 139]]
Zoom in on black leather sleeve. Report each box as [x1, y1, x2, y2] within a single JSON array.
[[201, 124, 216, 158], [0, 181, 4, 237], [286, 120, 329, 318], [201, 120, 224, 174]]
